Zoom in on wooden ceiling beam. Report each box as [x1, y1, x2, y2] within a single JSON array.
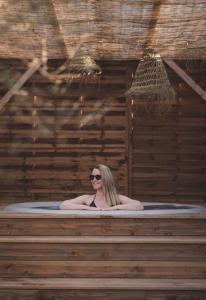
[[0, 59, 41, 111], [144, 0, 164, 49], [50, 0, 69, 59], [164, 59, 206, 102]]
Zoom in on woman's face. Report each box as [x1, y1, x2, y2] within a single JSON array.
[[90, 168, 102, 190]]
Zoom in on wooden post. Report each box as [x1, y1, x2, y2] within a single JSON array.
[[126, 62, 136, 197]]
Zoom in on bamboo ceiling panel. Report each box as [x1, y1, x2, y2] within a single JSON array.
[[0, 0, 205, 59]]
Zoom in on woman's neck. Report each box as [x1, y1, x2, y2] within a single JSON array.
[[95, 189, 109, 207], [95, 189, 104, 198]]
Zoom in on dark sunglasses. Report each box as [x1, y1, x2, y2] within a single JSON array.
[[89, 174, 102, 181]]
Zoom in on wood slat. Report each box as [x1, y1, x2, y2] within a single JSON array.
[[0, 278, 206, 290], [1, 236, 206, 244], [0, 243, 205, 261], [0, 289, 205, 300], [0, 217, 206, 235], [1, 260, 206, 279]]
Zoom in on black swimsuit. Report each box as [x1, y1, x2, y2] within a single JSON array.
[[89, 194, 97, 207]]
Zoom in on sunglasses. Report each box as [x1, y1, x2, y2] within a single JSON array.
[[89, 174, 102, 181]]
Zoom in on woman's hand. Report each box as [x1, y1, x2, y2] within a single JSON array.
[[101, 206, 117, 211]]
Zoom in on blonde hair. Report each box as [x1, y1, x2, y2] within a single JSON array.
[[94, 164, 120, 206]]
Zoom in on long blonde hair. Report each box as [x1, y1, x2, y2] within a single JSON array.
[[95, 164, 120, 206]]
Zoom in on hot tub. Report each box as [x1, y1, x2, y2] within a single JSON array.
[[3, 201, 206, 215]]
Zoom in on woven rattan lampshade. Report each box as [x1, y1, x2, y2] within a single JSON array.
[[126, 48, 176, 114], [66, 45, 102, 76], [39, 42, 102, 83]]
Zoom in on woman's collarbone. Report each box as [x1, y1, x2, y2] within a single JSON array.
[[95, 199, 109, 208]]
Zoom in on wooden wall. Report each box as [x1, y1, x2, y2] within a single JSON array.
[[0, 60, 129, 205], [130, 62, 206, 204], [0, 59, 206, 206]]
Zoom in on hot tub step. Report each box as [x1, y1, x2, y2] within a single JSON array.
[[0, 236, 206, 243], [0, 278, 206, 290], [1, 214, 206, 236], [1, 260, 206, 279], [0, 278, 206, 300], [0, 236, 205, 262]]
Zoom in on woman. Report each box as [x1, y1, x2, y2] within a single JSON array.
[[59, 164, 143, 210]]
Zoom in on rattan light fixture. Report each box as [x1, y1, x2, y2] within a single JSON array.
[[126, 48, 176, 114], [66, 45, 102, 76], [40, 44, 102, 84]]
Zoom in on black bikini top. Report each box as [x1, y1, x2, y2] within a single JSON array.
[[89, 194, 97, 207]]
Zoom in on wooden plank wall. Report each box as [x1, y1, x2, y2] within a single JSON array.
[[0, 59, 205, 206], [0, 60, 128, 205], [130, 61, 206, 204]]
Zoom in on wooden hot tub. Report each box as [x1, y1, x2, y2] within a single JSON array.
[[0, 203, 206, 299]]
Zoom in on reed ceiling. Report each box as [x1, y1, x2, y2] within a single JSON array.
[[0, 0, 206, 60]]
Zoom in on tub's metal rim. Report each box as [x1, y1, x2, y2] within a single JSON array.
[[3, 201, 206, 216]]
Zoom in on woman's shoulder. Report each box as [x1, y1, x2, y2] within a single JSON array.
[[76, 194, 90, 198], [118, 194, 138, 203], [84, 194, 95, 205], [118, 194, 130, 200], [75, 194, 93, 201], [63, 194, 92, 204], [72, 194, 95, 204]]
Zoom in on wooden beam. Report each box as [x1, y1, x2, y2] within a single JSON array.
[[0, 58, 41, 111], [144, 0, 164, 49], [1, 278, 206, 290], [50, 0, 69, 59], [164, 59, 206, 102]]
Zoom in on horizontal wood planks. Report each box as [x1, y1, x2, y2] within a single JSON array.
[[0, 59, 206, 205], [1, 260, 206, 279], [0, 289, 206, 300], [1, 278, 206, 290], [0, 59, 206, 299], [0, 241, 205, 261], [0, 212, 206, 298], [0, 60, 128, 204], [130, 63, 206, 204], [1, 217, 206, 236]]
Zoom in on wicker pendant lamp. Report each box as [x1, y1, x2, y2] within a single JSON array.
[[40, 43, 102, 84], [126, 48, 176, 114], [66, 45, 102, 76]]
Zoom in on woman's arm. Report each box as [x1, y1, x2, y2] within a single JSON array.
[[105, 195, 144, 211], [60, 203, 99, 210], [59, 195, 99, 210]]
